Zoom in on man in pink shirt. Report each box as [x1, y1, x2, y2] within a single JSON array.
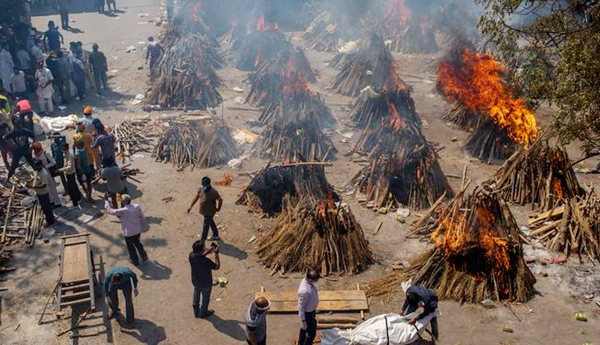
[[105, 193, 148, 265], [297, 270, 319, 345]]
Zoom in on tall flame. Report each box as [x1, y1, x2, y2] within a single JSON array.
[[437, 47, 538, 146], [381, 0, 412, 33], [256, 15, 281, 32]]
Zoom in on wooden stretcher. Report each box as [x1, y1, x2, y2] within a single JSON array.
[[255, 284, 369, 315], [57, 233, 96, 311]]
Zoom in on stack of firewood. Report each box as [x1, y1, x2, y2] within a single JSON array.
[[145, 34, 223, 110], [113, 116, 159, 163], [152, 119, 240, 169], [254, 73, 336, 162], [527, 191, 600, 262], [236, 162, 338, 215], [302, 11, 341, 52], [330, 33, 405, 97], [368, 187, 536, 303], [488, 141, 584, 210], [256, 197, 373, 275], [246, 48, 316, 107]]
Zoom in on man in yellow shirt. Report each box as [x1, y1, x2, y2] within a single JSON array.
[[73, 122, 96, 173]]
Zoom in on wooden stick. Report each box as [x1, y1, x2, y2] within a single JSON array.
[[38, 279, 61, 325], [57, 308, 91, 336], [1, 186, 16, 243]]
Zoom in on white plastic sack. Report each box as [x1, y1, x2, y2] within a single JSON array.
[[338, 40, 359, 55], [322, 312, 439, 345]]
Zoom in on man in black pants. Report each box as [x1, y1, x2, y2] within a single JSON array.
[[187, 176, 223, 241], [298, 270, 319, 345], [32, 161, 55, 226], [3, 120, 35, 178], [58, 0, 70, 29], [401, 285, 440, 342], [189, 240, 220, 318], [104, 194, 148, 266]]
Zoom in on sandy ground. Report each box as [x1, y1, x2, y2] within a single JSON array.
[[1, 1, 600, 344]]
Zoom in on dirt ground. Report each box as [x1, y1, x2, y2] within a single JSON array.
[[1, 1, 600, 344]]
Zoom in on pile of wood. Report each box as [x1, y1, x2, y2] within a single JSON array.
[[152, 119, 240, 169], [351, 143, 454, 210], [0, 244, 12, 276], [256, 198, 373, 275], [302, 11, 341, 52], [254, 73, 336, 162], [146, 34, 223, 110], [441, 105, 481, 131], [236, 16, 291, 71], [369, 187, 536, 303], [488, 141, 584, 210], [1, 168, 45, 246], [330, 33, 405, 97], [527, 192, 600, 262], [246, 48, 317, 107], [112, 116, 159, 163], [236, 162, 338, 215], [466, 119, 518, 164]]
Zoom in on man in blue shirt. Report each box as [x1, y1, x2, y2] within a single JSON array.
[[104, 266, 138, 327], [401, 285, 440, 342], [43, 21, 63, 52]]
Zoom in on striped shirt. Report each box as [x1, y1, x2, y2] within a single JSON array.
[[104, 266, 138, 294], [245, 301, 267, 342], [93, 133, 116, 160]]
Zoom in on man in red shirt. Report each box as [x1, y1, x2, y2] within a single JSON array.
[[15, 97, 34, 131]]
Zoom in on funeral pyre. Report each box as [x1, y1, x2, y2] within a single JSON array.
[[330, 33, 404, 97], [236, 163, 338, 216], [437, 45, 538, 163], [152, 119, 240, 170], [349, 85, 454, 210], [253, 72, 336, 162], [146, 1, 224, 110], [255, 197, 373, 275], [246, 47, 316, 107], [368, 187, 536, 303], [488, 140, 584, 211], [376, 0, 439, 54], [235, 15, 291, 71]]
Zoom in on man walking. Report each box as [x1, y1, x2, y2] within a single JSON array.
[[89, 44, 108, 94], [401, 284, 440, 342], [104, 266, 138, 327], [32, 161, 55, 226], [58, 0, 70, 30], [43, 21, 64, 52], [298, 270, 319, 345], [189, 240, 220, 318], [93, 120, 116, 162], [101, 156, 125, 208], [57, 143, 82, 207], [245, 297, 270, 345], [145, 37, 163, 77], [34, 61, 54, 115], [105, 194, 148, 265], [187, 176, 222, 241]]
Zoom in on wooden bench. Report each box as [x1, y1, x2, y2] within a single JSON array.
[[57, 233, 96, 312]]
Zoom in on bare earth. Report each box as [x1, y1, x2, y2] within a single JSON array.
[[1, 1, 600, 344]]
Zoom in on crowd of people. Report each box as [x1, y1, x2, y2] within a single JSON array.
[[1, 17, 111, 119]]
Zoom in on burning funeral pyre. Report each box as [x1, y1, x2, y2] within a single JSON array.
[[235, 15, 291, 71], [348, 85, 454, 210], [246, 47, 316, 107], [255, 197, 373, 275], [437, 45, 538, 163], [377, 0, 439, 54], [488, 140, 584, 211], [369, 187, 536, 303], [302, 11, 342, 52], [236, 163, 338, 216], [152, 119, 240, 170], [146, 2, 224, 110], [527, 191, 600, 262], [330, 33, 404, 97], [253, 72, 336, 162]]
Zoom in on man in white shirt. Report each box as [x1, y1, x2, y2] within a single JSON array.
[[105, 194, 148, 266], [297, 270, 320, 345], [32, 161, 56, 226], [35, 61, 54, 114], [10, 67, 28, 98]]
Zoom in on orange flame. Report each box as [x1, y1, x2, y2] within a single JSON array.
[[386, 99, 403, 131], [432, 206, 511, 274], [552, 179, 564, 199], [283, 72, 315, 98], [437, 47, 538, 146], [381, 0, 412, 33], [256, 15, 281, 32]]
